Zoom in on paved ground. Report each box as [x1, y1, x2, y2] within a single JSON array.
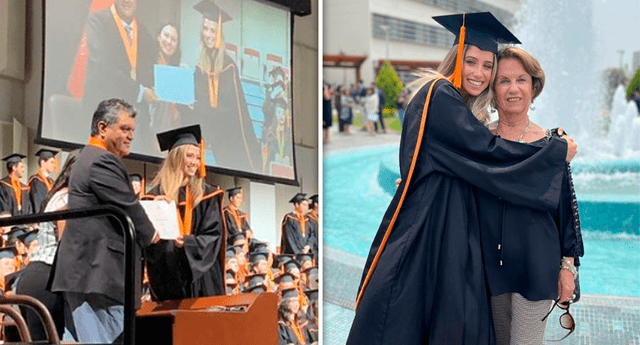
[[321, 123, 640, 344]]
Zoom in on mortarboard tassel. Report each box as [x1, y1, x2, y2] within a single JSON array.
[[449, 13, 466, 89], [215, 11, 223, 49], [200, 137, 206, 179]]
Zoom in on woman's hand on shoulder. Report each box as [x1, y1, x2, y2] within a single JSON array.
[[558, 128, 578, 162]]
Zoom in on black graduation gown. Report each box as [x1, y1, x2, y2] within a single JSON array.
[[191, 54, 262, 173], [346, 79, 567, 345], [278, 320, 309, 345], [280, 212, 317, 255], [144, 184, 226, 301], [0, 176, 33, 216], [476, 137, 584, 301], [223, 206, 250, 243], [306, 214, 319, 254], [28, 173, 53, 213]]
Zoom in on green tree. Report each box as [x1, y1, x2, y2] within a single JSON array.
[[376, 61, 403, 114], [627, 68, 640, 101]]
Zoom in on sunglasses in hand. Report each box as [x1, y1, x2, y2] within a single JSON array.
[[541, 299, 575, 342]]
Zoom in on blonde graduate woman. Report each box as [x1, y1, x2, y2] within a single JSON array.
[[143, 125, 226, 300], [346, 12, 577, 345]]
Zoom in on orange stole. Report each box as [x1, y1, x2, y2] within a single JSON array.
[[38, 171, 53, 191]]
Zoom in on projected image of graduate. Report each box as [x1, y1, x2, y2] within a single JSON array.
[[190, 0, 262, 174]]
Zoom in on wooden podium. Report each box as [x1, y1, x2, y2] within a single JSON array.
[[136, 292, 278, 345]]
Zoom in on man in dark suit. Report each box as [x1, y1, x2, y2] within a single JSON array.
[[50, 99, 159, 343], [82, 0, 156, 154]]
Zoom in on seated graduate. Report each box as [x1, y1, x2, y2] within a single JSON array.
[[0, 246, 17, 293], [0, 154, 32, 216], [280, 193, 316, 254], [28, 149, 58, 213], [143, 125, 226, 300], [277, 288, 313, 345]]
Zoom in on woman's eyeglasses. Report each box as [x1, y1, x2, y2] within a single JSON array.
[[541, 300, 575, 341]]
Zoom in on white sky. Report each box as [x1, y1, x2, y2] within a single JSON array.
[[592, 0, 640, 71]]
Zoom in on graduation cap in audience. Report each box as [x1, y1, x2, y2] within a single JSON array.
[[289, 193, 307, 204], [296, 253, 314, 265], [226, 246, 237, 259], [229, 232, 246, 246], [35, 149, 58, 161], [275, 272, 295, 285], [304, 289, 318, 302], [244, 273, 266, 292], [308, 194, 318, 205], [272, 254, 294, 269], [249, 239, 270, 254], [432, 12, 521, 88], [283, 259, 300, 273], [248, 252, 268, 265], [193, 0, 232, 22], [281, 287, 299, 300], [302, 266, 318, 277], [227, 187, 242, 198], [17, 229, 39, 247], [225, 270, 236, 285], [0, 245, 16, 260], [7, 226, 27, 247]]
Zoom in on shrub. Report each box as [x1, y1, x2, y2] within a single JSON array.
[[376, 61, 403, 110]]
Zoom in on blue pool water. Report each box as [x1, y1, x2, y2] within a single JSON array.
[[324, 144, 640, 297]]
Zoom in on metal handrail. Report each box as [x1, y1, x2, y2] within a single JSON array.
[[0, 205, 137, 344], [0, 294, 62, 343], [0, 305, 32, 342]]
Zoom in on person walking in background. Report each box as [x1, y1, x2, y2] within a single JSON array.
[[341, 88, 355, 134], [372, 82, 386, 133], [364, 87, 379, 135], [323, 83, 333, 143], [335, 86, 344, 132]]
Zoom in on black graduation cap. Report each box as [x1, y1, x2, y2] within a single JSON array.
[[283, 259, 300, 272], [275, 272, 295, 284], [226, 246, 237, 259], [193, 0, 232, 22], [225, 271, 236, 284], [302, 266, 318, 276], [248, 252, 267, 265], [227, 187, 242, 198], [281, 287, 299, 300], [289, 193, 307, 204], [2, 153, 26, 165], [249, 239, 270, 254], [35, 149, 58, 161], [156, 125, 202, 152], [245, 273, 266, 289], [226, 286, 235, 294], [432, 12, 520, 54], [0, 245, 16, 260], [229, 232, 246, 245], [246, 285, 266, 293], [304, 289, 318, 301], [233, 245, 245, 255], [296, 253, 313, 264], [272, 254, 294, 269], [7, 226, 27, 246], [309, 194, 318, 205], [17, 229, 39, 247]]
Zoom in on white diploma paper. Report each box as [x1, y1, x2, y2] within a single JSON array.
[[140, 200, 180, 240]]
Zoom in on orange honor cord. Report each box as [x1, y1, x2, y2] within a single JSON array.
[[449, 13, 466, 89], [292, 323, 306, 344], [176, 186, 194, 236], [10, 177, 22, 208], [88, 136, 108, 150], [110, 5, 138, 80], [355, 77, 446, 310], [38, 171, 53, 191], [200, 138, 206, 178], [208, 73, 219, 108]]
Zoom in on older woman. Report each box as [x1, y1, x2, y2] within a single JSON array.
[[144, 125, 226, 300], [478, 47, 584, 344]]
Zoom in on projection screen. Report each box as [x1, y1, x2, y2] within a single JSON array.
[[39, 0, 296, 183]]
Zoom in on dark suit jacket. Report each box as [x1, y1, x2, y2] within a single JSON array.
[[50, 145, 155, 306], [83, 8, 155, 149]]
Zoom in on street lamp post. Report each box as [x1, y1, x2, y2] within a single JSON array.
[[380, 24, 390, 61]]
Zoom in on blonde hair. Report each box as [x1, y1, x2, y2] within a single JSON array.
[[407, 44, 497, 123], [149, 145, 205, 206], [492, 47, 545, 109]]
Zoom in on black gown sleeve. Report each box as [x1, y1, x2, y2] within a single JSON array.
[[89, 154, 156, 247], [184, 191, 224, 282], [281, 216, 305, 254], [404, 80, 567, 211]]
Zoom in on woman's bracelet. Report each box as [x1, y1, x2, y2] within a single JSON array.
[[560, 264, 578, 279]]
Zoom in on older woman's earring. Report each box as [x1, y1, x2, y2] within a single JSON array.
[[490, 106, 496, 113], [530, 101, 535, 111]]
